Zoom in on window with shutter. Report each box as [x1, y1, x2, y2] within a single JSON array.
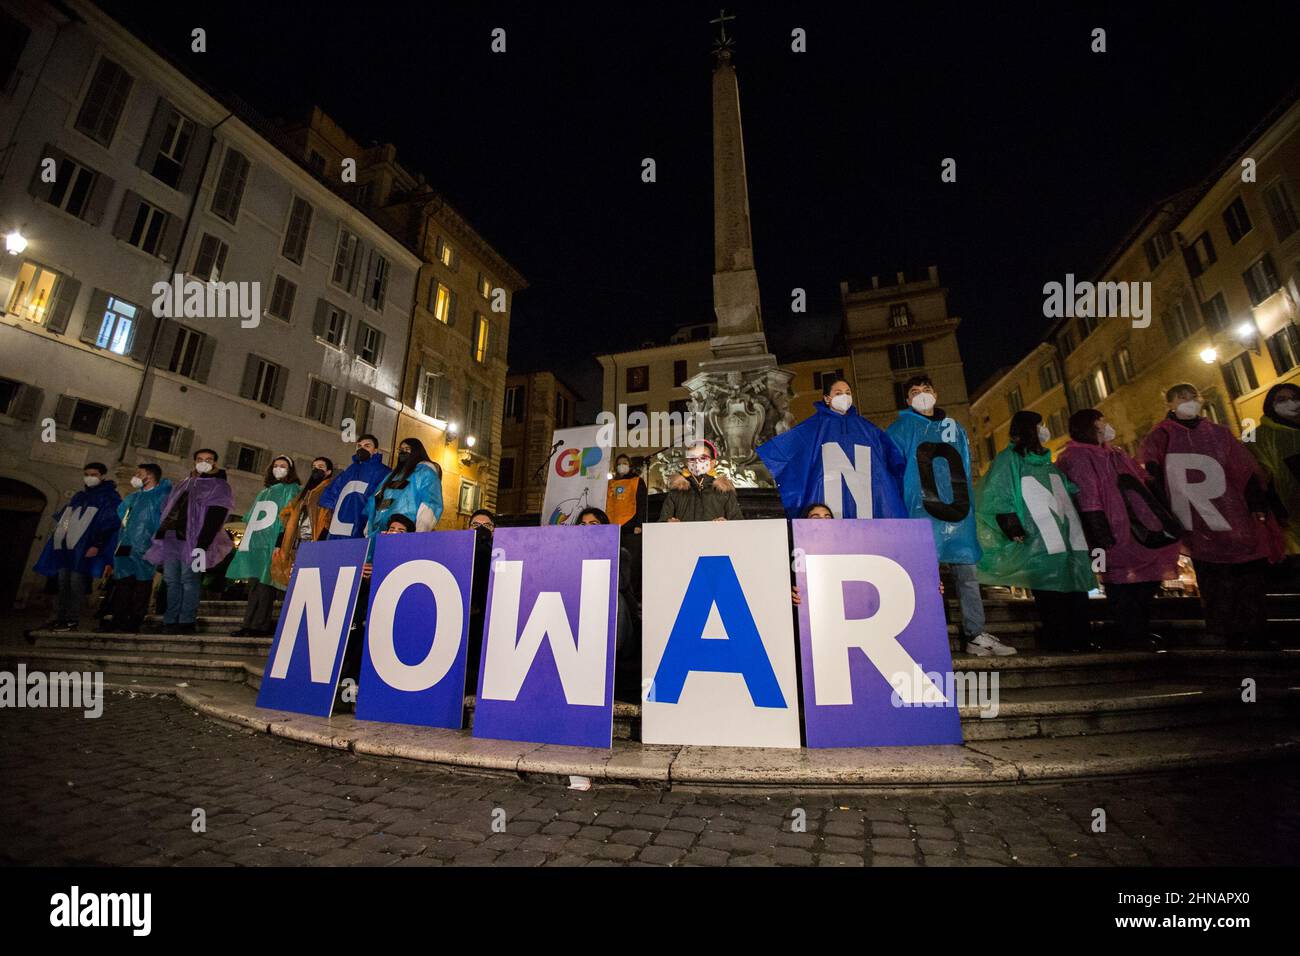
[[74, 57, 133, 146], [210, 147, 250, 223], [282, 196, 313, 264], [191, 234, 229, 282], [7, 261, 73, 330]]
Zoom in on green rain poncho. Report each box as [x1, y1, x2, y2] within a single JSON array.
[[1252, 414, 1300, 555], [225, 481, 300, 588], [975, 446, 1095, 592]]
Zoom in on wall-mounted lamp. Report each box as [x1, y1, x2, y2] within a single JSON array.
[[5, 229, 28, 255], [465, 435, 477, 448], [1199, 346, 1219, 364]]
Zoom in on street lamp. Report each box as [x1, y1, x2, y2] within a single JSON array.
[[5, 229, 27, 255], [465, 435, 477, 448], [1234, 319, 1262, 354], [1199, 346, 1218, 364]]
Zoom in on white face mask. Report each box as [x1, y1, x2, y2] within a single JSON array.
[[130, 476, 145, 489], [272, 466, 289, 480], [1175, 400, 1201, 419], [1100, 423, 1116, 443], [1273, 399, 1300, 420], [910, 392, 937, 414], [829, 393, 853, 413], [687, 458, 712, 477], [83, 475, 102, 488], [195, 460, 214, 474], [1036, 424, 1051, 443], [616, 463, 630, 476]]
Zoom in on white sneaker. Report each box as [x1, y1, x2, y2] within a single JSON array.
[[965, 632, 1017, 657]]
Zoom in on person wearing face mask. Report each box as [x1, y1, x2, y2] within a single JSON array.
[[227, 456, 301, 636], [887, 375, 1012, 657], [146, 449, 235, 634], [976, 411, 1096, 652], [757, 378, 907, 519], [1139, 384, 1284, 648], [605, 454, 647, 534], [318, 434, 391, 540], [1250, 383, 1300, 565], [34, 462, 122, 632], [271, 457, 336, 589], [659, 439, 744, 522], [98, 464, 172, 633], [1057, 410, 1183, 650], [366, 437, 443, 539]]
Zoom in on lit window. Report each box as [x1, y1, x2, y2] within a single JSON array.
[[95, 296, 137, 355], [6, 262, 62, 325], [473, 314, 490, 364]]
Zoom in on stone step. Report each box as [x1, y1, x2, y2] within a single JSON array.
[[32, 629, 273, 657], [6, 645, 1295, 743]]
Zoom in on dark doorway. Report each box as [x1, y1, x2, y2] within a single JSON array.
[[0, 478, 46, 609]]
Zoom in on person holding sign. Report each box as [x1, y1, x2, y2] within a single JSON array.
[[1139, 383, 1283, 648], [658, 440, 743, 522], [319, 434, 390, 540], [1250, 383, 1300, 567], [366, 438, 444, 537], [270, 456, 335, 589], [34, 462, 122, 632], [1057, 409, 1183, 649], [887, 375, 1012, 657], [227, 456, 301, 637], [976, 411, 1096, 651], [757, 377, 906, 519]]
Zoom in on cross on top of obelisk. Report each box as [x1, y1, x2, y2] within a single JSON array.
[[710, 8, 736, 56]]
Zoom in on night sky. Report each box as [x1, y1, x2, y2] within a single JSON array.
[[99, 1, 1300, 415]]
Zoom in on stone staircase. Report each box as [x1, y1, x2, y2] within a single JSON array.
[[4, 591, 1297, 787]]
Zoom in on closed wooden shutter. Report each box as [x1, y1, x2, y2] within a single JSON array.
[[27, 143, 66, 203], [112, 190, 141, 240], [193, 334, 216, 384], [152, 319, 179, 369], [83, 169, 115, 226], [172, 427, 194, 458], [12, 384, 44, 421], [54, 394, 76, 426], [79, 289, 111, 345], [136, 97, 175, 173], [128, 306, 158, 363], [130, 415, 152, 448], [45, 276, 81, 335], [239, 354, 259, 400], [178, 123, 212, 196], [270, 364, 287, 409]]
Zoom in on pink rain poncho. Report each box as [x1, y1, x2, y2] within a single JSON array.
[[1138, 416, 1283, 565], [1056, 440, 1182, 584]]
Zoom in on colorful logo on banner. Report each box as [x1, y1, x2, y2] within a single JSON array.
[[356, 530, 476, 729], [793, 518, 962, 747], [256, 538, 368, 717], [641, 519, 802, 748], [472, 524, 620, 748], [540, 425, 611, 526]]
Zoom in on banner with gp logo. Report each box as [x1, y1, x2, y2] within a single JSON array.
[[540, 424, 611, 526], [641, 519, 802, 748], [256, 538, 368, 716], [472, 524, 621, 748], [356, 529, 476, 729], [793, 518, 962, 747]]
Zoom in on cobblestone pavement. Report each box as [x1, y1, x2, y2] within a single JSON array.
[[1, 693, 1297, 867]]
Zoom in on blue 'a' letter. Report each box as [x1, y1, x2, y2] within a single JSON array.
[[649, 555, 785, 707]]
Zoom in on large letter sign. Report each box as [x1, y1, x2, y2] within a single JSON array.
[[642, 520, 801, 748], [473, 525, 620, 748], [793, 518, 961, 747], [257, 538, 368, 716], [540, 424, 612, 526], [356, 530, 476, 728]]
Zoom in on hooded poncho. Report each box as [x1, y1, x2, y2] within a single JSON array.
[[226, 479, 301, 588], [1250, 385, 1300, 555], [757, 401, 907, 519], [34, 480, 122, 579], [1056, 440, 1181, 584], [975, 445, 1095, 592], [319, 451, 391, 539], [144, 473, 235, 569], [886, 406, 981, 564], [112, 479, 173, 580]]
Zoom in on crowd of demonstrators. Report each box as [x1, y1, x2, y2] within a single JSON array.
[[1138, 384, 1285, 648], [28, 374, 1300, 660]]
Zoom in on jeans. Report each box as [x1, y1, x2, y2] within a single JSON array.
[[161, 559, 202, 625], [946, 563, 986, 638], [56, 568, 89, 624]]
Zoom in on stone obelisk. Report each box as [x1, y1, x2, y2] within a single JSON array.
[[681, 12, 793, 488]]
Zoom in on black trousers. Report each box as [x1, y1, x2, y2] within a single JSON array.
[[1032, 589, 1091, 651], [241, 581, 280, 633], [109, 577, 152, 631], [1193, 557, 1269, 647], [1105, 581, 1160, 647]]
